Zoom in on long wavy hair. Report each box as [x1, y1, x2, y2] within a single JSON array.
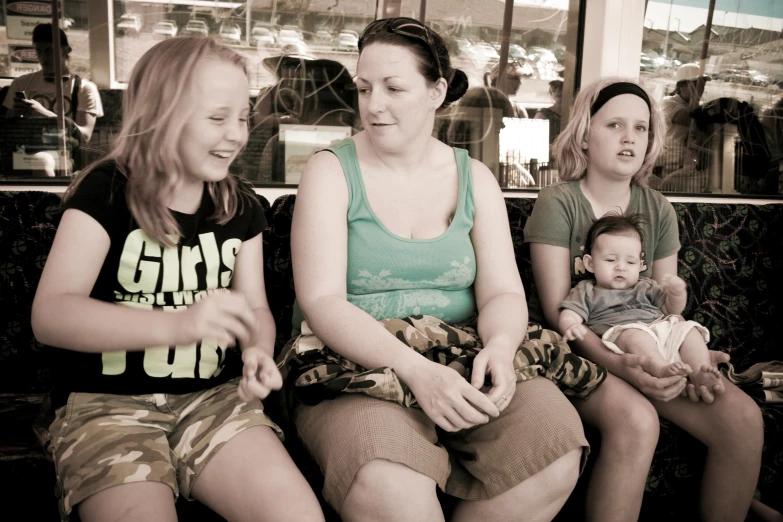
[[554, 77, 665, 186], [64, 37, 255, 247]]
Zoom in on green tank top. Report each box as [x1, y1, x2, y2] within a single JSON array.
[[291, 138, 477, 334]]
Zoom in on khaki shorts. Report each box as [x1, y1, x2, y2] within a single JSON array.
[[295, 377, 588, 512], [43, 378, 281, 521]]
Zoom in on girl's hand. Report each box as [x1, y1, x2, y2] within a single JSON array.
[[562, 323, 589, 341], [471, 343, 517, 412], [622, 354, 687, 402], [239, 347, 283, 401], [404, 358, 500, 432], [681, 350, 730, 403], [174, 289, 256, 348]]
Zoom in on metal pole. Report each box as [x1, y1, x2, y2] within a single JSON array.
[[419, 0, 426, 22], [50, 0, 69, 176], [496, 0, 514, 88], [683, 0, 715, 185], [246, 0, 252, 46], [662, 0, 673, 62], [697, 0, 716, 86]]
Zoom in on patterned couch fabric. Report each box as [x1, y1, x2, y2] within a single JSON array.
[[264, 193, 297, 353], [1, 191, 781, 521], [0, 190, 61, 396]]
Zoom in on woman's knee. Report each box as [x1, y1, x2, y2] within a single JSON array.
[[544, 448, 582, 499], [499, 448, 581, 514], [341, 459, 439, 514]]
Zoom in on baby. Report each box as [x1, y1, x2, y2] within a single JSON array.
[[558, 213, 724, 396]]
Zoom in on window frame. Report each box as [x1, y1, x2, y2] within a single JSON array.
[[2, 0, 780, 201]]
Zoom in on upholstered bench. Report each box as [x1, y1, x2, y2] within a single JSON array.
[[1, 189, 781, 521]]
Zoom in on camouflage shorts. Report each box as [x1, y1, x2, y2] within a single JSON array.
[[43, 378, 281, 521]]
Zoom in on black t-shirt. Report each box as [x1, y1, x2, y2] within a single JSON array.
[[52, 165, 267, 406]]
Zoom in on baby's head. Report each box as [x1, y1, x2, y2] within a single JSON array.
[[583, 213, 646, 290]]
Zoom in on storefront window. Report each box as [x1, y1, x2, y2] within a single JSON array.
[[1, 0, 577, 187], [111, 0, 375, 184], [0, 1, 91, 179], [642, 0, 783, 196], [418, 0, 572, 189]]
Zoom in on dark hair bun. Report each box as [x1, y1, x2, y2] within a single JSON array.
[[442, 69, 469, 107]]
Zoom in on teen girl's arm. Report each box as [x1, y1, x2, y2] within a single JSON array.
[[230, 231, 282, 401], [292, 150, 499, 432], [530, 242, 686, 401], [31, 209, 256, 353], [469, 160, 527, 411]]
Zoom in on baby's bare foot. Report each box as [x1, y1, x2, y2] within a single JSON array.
[[689, 365, 725, 397], [659, 361, 691, 378]]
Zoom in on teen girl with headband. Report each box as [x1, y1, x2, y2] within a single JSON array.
[[524, 78, 763, 521]]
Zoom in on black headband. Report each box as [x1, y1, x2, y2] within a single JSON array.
[[590, 82, 651, 116]]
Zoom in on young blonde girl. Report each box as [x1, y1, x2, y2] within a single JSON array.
[[32, 37, 323, 522], [524, 77, 763, 521]]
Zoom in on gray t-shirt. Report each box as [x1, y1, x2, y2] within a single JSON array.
[[523, 181, 680, 326], [559, 277, 666, 336]]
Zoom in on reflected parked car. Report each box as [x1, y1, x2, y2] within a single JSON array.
[[277, 28, 305, 48], [117, 14, 143, 36], [640, 53, 658, 72], [717, 68, 752, 84], [455, 38, 475, 59], [182, 20, 209, 37], [472, 42, 500, 63], [314, 30, 333, 46], [336, 31, 359, 52], [277, 41, 316, 60], [219, 23, 242, 45], [251, 26, 276, 47], [508, 44, 527, 61], [527, 46, 564, 78], [749, 70, 770, 87], [152, 21, 178, 39]]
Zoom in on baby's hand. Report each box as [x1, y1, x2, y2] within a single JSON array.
[[563, 323, 589, 341], [238, 347, 283, 401], [661, 274, 687, 297]]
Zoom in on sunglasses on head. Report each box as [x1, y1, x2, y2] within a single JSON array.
[[358, 17, 443, 80]]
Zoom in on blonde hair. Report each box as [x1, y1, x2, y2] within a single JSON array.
[[65, 37, 255, 247], [554, 77, 665, 186]]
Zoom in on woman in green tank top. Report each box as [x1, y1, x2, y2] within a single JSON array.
[[288, 17, 587, 522]]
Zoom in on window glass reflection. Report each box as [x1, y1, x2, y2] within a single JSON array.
[[642, 1, 783, 196], [1, 2, 94, 178], [424, 0, 571, 189]]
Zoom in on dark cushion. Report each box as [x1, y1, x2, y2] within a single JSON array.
[[0, 191, 61, 395]]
